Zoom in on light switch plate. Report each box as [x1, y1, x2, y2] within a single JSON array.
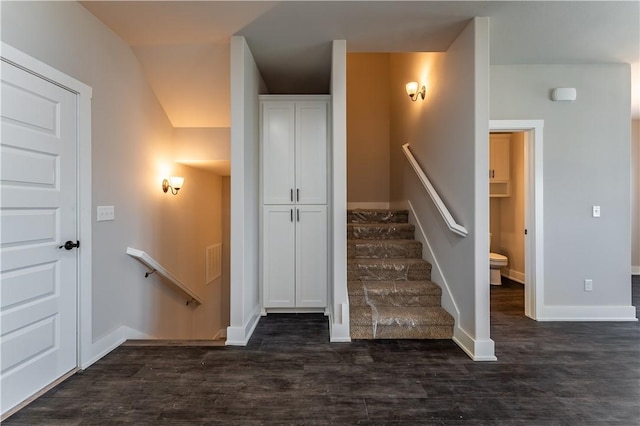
[[97, 206, 115, 221], [592, 205, 600, 218]]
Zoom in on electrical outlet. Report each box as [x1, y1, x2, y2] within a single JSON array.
[[584, 279, 593, 292], [592, 205, 601, 217], [97, 206, 115, 222]]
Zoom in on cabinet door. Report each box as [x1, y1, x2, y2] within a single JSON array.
[[263, 206, 295, 307], [490, 134, 510, 182], [295, 102, 327, 205], [295, 205, 327, 308], [263, 103, 295, 204]]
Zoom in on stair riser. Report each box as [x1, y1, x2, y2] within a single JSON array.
[[347, 264, 432, 282], [351, 326, 453, 340], [347, 242, 422, 259], [348, 294, 442, 308], [347, 211, 408, 224], [350, 325, 454, 340], [347, 225, 414, 240]]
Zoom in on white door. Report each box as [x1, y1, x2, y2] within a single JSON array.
[[262, 206, 295, 308], [262, 102, 295, 205], [295, 205, 327, 308], [1, 60, 78, 414], [295, 102, 327, 205]]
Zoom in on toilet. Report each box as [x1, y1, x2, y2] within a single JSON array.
[[489, 234, 508, 286]]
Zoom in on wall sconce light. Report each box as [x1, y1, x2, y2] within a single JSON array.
[[406, 81, 426, 101], [162, 176, 184, 195]]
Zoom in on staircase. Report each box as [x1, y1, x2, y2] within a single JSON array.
[[347, 209, 454, 339]]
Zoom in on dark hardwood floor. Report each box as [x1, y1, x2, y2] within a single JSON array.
[[6, 278, 640, 425]]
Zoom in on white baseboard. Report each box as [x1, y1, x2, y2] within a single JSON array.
[[82, 325, 151, 369], [632, 266, 640, 275], [328, 309, 351, 342], [503, 269, 525, 284], [346, 202, 390, 210], [452, 326, 497, 361], [537, 305, 638, 322], [225, 307, 261, 346], [407, 200, 496, 361]]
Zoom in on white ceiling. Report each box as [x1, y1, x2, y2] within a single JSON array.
[[81, 0, 640, 126]]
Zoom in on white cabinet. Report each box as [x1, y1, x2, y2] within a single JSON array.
[[262, 205, 327, 308], [262, 98, 328, 205], [262, 206, 296, 307], [490, 133, 511, 197], [260, 95, 329, 310], [295, 205, 328, 307]]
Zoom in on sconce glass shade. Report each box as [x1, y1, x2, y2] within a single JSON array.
[[162, 176, 184, 195], [170, 176, 184, 190], [405, 81, 426, 101], [405, 81, 419, 96]]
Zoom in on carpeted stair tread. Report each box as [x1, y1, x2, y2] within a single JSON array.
[[348, 280, 443, 307], [347, 209, 409, 224], [347, 239, 422, 259], [348, 280, 442, 297], [350, 306, 454, 339], [347, 258, 432, 282], [347, 223, 415, 240], [346, 208, 454, 340]]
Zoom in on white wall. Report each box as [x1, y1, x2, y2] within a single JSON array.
[[632, 119, 640, 274], [491, 64, 635, 319], [227, 36, 266, 345], [329, 40, 350, 342], [389, 18, 494, 360], [2, 1, 227, 362]]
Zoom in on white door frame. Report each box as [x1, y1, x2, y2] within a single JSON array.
[[1, 43, 93, 367], [489, 120, 544, 320]]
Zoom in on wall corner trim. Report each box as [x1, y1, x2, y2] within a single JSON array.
[[453, 326, 497, 362], [225, 308, 260, 346]]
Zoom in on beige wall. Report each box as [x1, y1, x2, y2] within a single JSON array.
[[632, 119, 640, 273], [155, 165, 224, 339], [347, 53, 391, 205], [221, 177, 231, 333], [490, 132, 525, 283]]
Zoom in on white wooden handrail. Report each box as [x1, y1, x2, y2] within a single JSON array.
[[402, 143, 468, 237], [126, 247, 203, 306]]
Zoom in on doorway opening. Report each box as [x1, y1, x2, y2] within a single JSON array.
[[489, 120, 544, 320]]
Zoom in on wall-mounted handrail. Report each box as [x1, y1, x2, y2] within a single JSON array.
[[402, 143, 468, 237], [126, 247, 203, 306]]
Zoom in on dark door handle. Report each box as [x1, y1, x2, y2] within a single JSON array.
[[59, 240, 80, 250]]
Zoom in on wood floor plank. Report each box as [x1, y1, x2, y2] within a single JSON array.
[[4, 278, 639, 424]]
